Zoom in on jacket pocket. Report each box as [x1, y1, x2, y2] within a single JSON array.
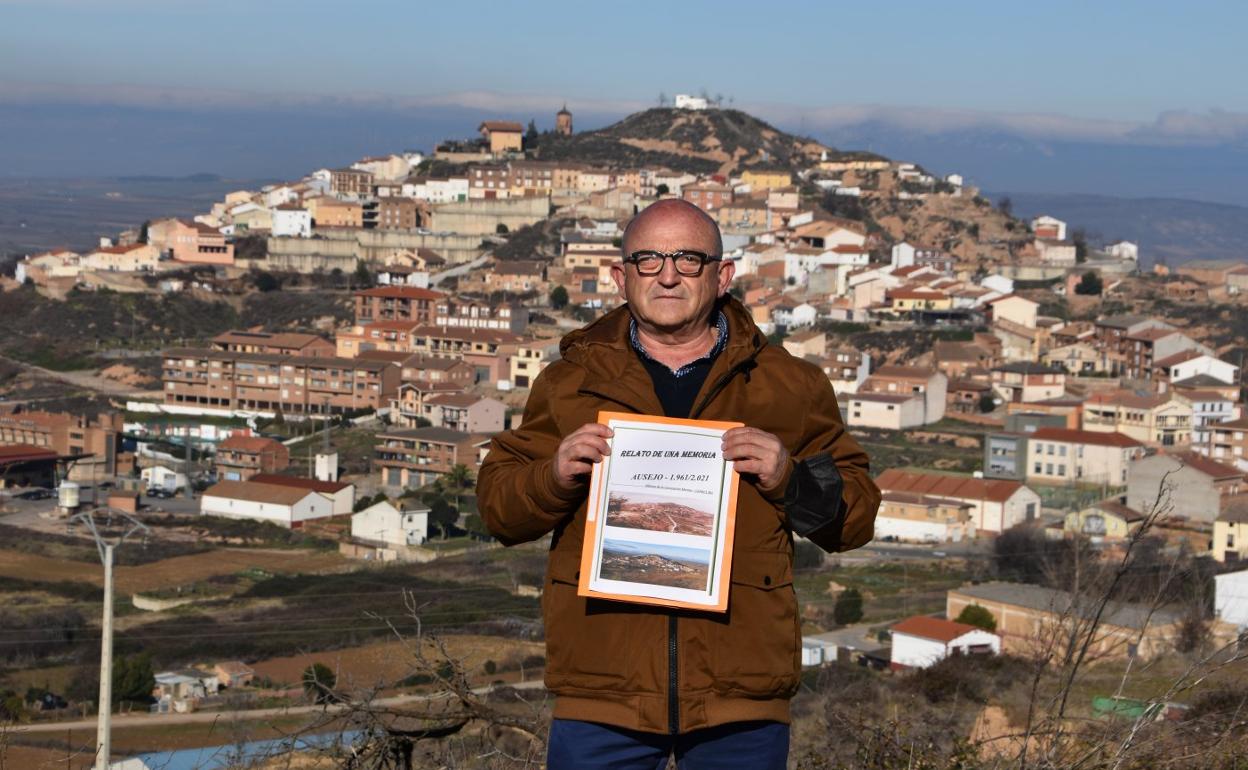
[[706, 550, 800, 696], [542, 550, 659, 694]]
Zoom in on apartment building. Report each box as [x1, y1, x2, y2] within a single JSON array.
[[0, 410, 124, 476], [1024, 428, 1145, 487], [374, 426, 489, 489], [353, 286, 445, 325], [330, 167, 374, 197], [1082, 390, 1192, 447], [434, 298, 527, 334], [991, 363, 1067, 404], [682, 182, 733, 212], [1126, 451, 1244, 524], [1200, 416, 1248, 471], [162, 348, 399, 415], [376, 197, 424, 230], [211, 331, 335, 357]]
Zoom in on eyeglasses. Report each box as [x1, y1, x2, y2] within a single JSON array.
[[624, 250, 723, 276]]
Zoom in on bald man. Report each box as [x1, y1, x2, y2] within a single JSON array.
[[478, 199, 880, 769]]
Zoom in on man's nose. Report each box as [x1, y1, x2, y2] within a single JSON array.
[[656, 257, 682, 285]]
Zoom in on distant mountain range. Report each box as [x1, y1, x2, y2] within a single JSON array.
[[985, 192, 1248, 266]]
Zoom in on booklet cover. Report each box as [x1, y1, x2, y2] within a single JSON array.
[[578, 411, 742, 612]]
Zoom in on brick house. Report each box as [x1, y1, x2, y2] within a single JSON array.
[[215, 434, 291, 481]]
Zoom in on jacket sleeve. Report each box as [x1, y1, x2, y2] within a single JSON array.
[[769, 367, 881, 553], [476, 366, 587, 546]]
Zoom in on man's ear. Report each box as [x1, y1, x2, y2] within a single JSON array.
[[717, 259, 736, 297], [610, 262, 627, 296]]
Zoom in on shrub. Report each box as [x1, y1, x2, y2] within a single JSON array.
[[954, 603, 997, 632], [833, 587, 864, 625], [302, 662, 337, 704]]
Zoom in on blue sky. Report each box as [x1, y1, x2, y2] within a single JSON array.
[[2, 0, 1245, 130]]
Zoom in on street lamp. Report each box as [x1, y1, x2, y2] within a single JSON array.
[[69, 509, 150, 770]]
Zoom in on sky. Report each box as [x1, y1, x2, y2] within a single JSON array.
[[2, 0, 1248, 197]]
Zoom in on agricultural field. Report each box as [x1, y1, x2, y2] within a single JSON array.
[[0, 547, 349, 595]]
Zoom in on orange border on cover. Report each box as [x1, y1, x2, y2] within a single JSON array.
[[578, 410, 741, 612]]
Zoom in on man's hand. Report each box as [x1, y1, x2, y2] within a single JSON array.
[[722, 427, 790, 492], [552, 423, 614, 492]]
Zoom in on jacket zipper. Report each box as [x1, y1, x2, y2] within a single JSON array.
[[689, 352, 760, 419], [668, 614, 679, 734]]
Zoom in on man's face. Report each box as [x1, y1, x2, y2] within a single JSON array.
[[610, 209, 734, 336]]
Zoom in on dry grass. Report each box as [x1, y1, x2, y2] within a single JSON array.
[[0, 548, 348, 595], [250, 635, 545, 691]]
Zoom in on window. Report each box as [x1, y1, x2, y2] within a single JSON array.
[[1046, 463, 1054, 475], [1034, 463, 1042, 474], [1058, 464, 1066, 475]]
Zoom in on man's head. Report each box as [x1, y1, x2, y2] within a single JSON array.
[[611, 199, 734, 339]]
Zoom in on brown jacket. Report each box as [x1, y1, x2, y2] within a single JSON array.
[[477, 298, 879, 734]]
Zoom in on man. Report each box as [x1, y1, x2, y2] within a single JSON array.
[[477, 199, 879, 769]]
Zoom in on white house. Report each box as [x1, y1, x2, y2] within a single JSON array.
[[352, 500, 430, 547], [889, 616, 1001, 670], [1215, 568, 1248, 628], [200, 479, 334, 528], [845, 393, 926, 430], [1105, 240, 1139, 262], [674, 94, 709, 110], [1031, 215, 1067, 241], [1156, 352, 1239, 387], [250, 473, 355, 515], [141, 465, 189, 493], [980, 274, 1014, 295], [271, 205, 312, 238], [891, 242, 916, 269]]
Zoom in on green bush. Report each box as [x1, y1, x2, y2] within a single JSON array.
[[954, 603, 997, 632]]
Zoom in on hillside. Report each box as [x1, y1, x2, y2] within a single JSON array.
[[535, 107, 833, 176]]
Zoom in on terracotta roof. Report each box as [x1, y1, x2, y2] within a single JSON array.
[[0, 444, 61, 464], [250, 473, 351, 494], [1126, 327, 1180, 342], [218, 435, 284, 453], [876, 469, 1026, 504], [1029, 428, 1143, 448], [850, 393, 917, 404], [203, 480, 313, 506], [881, 490, 972, 508], [479, 120, 524, 132], [1084, 390, 1171, 410], [1089, 499, 1146, 523], [872, 365, 937, 380], [890, 616, 991, 643], [888, 289, 948, 300], [1167, 451, 1243, 481], [1153, 350, 1207, 369], [93, 243, 150, 255], [427, 393, 486, 407]]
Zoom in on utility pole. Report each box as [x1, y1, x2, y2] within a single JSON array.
[[70, 509, 149, 770], [183, 431, 194, 501]]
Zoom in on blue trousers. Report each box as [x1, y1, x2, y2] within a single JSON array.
[[547, 718, 789, 770]]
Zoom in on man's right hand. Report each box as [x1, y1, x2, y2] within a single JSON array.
[[552, 423, 613, 492]]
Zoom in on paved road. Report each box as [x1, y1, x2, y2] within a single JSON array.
[[430, 255, 492, 288], [14, 680, 548, 734]]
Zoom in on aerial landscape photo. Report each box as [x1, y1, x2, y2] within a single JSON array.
[[598, 539, 712, 591], [605, 491, 715, 536]]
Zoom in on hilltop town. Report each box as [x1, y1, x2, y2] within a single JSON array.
[[3, 97, 1248, 766]]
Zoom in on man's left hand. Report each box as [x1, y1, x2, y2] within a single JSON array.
[[722, 427, 790, 492]]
